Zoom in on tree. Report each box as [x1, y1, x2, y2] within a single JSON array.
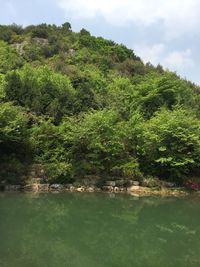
[[0, 41, 24, 73], [0, 102, 28, 144], [5, 65, 76, 122], [62, 22, 72, 33], [139, 108, 200, 181]]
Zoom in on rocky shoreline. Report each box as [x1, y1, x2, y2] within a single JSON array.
[[1, 180, 193, 197], [2, 164, 197, 197]]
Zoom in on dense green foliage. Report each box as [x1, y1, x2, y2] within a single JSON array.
[[1, 23, 200, 185]]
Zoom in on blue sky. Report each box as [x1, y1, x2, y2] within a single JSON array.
[[0, 0, 199, 84]]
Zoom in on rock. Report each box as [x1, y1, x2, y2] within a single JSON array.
[[87, 187, 95, 192], [106, 181, 116, 187], [69, 186, 75, 192], [162, 181, 176, 188], [94, 187, 102, 192], [127, 185, 140, 192], [37, 184, 49, 191], [102, 186, 114, 192], [50, 184, 64, 190], [5, 185, 22, 191], [64, 184, 73, 189], [23, 184, 38, 191], [76, 187, 85, 192], [114, 187, 120, 192], [120, 187, 127, 192], [68, 49, 75, 56], [32, 37, 49, 45], [12, 43, 24, 55]]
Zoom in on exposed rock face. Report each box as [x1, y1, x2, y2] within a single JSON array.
[[32, 37, 49, 45], [12, 43, 25, 55]]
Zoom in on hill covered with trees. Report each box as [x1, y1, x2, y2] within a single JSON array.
[[1, 23, 200, 186]]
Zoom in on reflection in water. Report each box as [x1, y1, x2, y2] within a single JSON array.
[[0, 193, 200, 267]]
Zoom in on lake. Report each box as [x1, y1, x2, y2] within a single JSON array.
[[0, 192, 200, 267]]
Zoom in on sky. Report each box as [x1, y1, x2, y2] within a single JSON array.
[[0, 0, 199, 84]]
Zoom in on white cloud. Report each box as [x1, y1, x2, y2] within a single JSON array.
[[163, 49, 194, 70], [135, 44, 194, 71], [135, 44, 165, 65], [58, 0, 200, 40]]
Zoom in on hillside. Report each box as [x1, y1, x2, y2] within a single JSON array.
[[1, 23, 200, 186]]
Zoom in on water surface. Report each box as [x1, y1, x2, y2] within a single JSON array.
[[0, 192, 200, 267]]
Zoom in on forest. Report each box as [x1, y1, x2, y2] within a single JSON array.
[[1, 23, 200, 186]]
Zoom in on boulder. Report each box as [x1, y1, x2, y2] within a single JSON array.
[[69, 186, 75, 192], [102, 186, 114, 192], [120, 187, 127, 192], [38, 184, 49, 191], [127, 185, 140, 192], [64, 184, 73, 189], [76, 187, 85, 192], [50, 184, 64, 190], [162, 181, 176, 188], [94, 187, 102, 192], [23, 184, 38, 191], [86, 187, 95, 192], [114, 187, 120, 192]]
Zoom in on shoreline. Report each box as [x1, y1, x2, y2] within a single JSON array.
[[1, 183, 197, 197]]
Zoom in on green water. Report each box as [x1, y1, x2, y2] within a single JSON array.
[[0, 193, 200, 267]]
